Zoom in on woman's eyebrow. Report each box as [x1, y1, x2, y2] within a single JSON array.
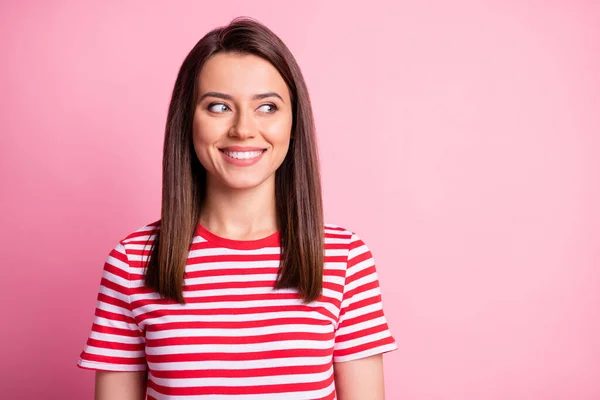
[[253, 92, 284, 102], [198, 91, 284, 103]]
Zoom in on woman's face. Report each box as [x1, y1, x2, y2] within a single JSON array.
[[192, 52, 293, 191]]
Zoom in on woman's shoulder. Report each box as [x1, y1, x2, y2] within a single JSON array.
[[323, 222, 368, 246], [117, 219, 161, 245], [323, 222, 376, 254], [324, 222, 353, 237]]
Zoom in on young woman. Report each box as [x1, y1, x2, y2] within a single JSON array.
[[77, 17, 397, 400]]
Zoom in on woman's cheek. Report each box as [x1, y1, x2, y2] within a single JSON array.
[[262, 117, 292, 140]]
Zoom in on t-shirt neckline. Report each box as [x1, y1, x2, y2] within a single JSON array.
[[195, 223, 280, 250]]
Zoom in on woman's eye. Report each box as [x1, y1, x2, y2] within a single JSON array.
[[257, 104, 277, 113], [208, 103, 230, 113]]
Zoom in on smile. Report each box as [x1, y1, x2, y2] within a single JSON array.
[[220, 149, 266, 160], [218, 148, 267, 167]]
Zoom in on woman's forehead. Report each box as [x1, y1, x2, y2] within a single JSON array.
[[198, 52, 289, 99]]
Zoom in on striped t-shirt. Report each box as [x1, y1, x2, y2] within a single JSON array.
[[77, 221, 397, 399]]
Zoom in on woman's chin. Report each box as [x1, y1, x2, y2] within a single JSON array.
[[216, 175, 273, 191]]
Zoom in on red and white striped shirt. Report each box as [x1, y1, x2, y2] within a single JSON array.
[[77, 221, 397, 399]]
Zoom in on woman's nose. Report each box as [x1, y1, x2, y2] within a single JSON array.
[[228, 110, 255, 139]]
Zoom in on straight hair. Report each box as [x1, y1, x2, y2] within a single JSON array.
[[144, 17, 324, 304]]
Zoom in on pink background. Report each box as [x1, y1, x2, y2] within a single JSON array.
[[1, 1, 599, 399]]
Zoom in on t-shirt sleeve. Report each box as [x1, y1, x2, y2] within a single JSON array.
[[77, 241, 148, 371], [333, 232, 398, 363]]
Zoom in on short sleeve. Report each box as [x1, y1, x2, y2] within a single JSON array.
[[77, 241, 148, 371], [333, 232, 398, 362]]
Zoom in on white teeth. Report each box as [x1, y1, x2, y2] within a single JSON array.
[[223, 150, 264, 160]]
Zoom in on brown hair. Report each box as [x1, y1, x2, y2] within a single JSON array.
[[144, 17, 324, 304]]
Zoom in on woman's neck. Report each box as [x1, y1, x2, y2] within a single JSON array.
[[199, 176, 278, 240]]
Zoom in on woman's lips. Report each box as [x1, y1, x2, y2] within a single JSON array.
[[220, 145, 267, 152], [219, 148, 267, 166]]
